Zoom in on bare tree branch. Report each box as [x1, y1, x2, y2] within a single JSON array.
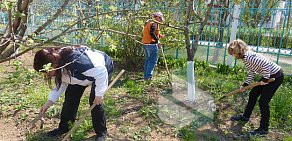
[[0, 25, 142, 63], [0, 0, 31, 60], [28, 9, 130, 37], [0, 37, 12, 46], [20, 0, 31, 11], [0, 45, 32, 63], [153, 20, 185, 31], [183, 0, 215, 61], [192, 11, 202, 21], [2, 9, 131, 58], [191, 1, 203, 21], [192, 0, 215, 56], [32, 0, 70, 36], [0, 8, 133, 63], [94, 30, 105, 43], [47, 27, 140, 43], [0, 41, 19, 60], [1, 9, 130, 56], [0, 40, 73, 63]]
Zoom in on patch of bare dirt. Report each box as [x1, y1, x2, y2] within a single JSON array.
[[196, 123, 229, 141], [0, 106, 61, 141], [0, 119, 24, 141]]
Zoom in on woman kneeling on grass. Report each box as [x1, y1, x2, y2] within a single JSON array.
[[33, 45, 113, 141], [227, 39, 284, 136]]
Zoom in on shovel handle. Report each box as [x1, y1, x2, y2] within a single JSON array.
[[219, 78, 275, 100]]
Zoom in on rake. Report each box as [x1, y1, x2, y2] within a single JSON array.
[[160, 45, 172, 86], [219, 78, 275, 100]]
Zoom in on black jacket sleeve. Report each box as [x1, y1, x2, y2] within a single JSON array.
[[150, 23, 159, 44]]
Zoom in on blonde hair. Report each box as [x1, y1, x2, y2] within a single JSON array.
[[227, 39, 249, 59]]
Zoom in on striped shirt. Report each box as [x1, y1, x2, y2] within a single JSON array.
[[242, 51, 281, 86], [48, 47, 113, 102]]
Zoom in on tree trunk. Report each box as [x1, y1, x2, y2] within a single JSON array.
[[0, 0, 30, 59], [184, 0, 215, 102]]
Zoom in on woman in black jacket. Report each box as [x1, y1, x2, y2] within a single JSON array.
[[33, 45, 113, 141]]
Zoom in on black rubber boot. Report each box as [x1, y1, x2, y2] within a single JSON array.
[[249, 127, 268, 136], [95, 135, 106, 141], [47, 128, 69, 137], [230, 115, 249, 122]]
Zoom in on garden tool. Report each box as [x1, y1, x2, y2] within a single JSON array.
[[219, 78, 275, 100], [159, 44, 172, 86], [62, 69, 125, 141], [29, 113, 45, 130]]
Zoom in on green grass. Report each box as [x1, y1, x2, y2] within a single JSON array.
[[283, 135, 292, 141], [178, 126, 197, 141], [104, 94, 123, 119], [0, 59, 291, 141], [0, 66, 45, 110]]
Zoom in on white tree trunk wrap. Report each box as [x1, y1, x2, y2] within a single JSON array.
[[187, 61, 195, 102]]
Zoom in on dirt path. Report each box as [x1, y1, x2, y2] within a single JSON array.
[[0, 119, 24, 141]]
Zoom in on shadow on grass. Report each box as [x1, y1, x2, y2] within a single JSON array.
[[160, 93, 213, 125], [160, 92, 231, 140]]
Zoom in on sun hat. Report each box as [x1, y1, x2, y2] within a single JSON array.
[[152, 12, 165, 21]]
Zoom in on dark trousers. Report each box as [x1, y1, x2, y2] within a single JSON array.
[[58, 84, 107, 137], [58, 67, 113, 137], [243, 72, 284, 130]]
